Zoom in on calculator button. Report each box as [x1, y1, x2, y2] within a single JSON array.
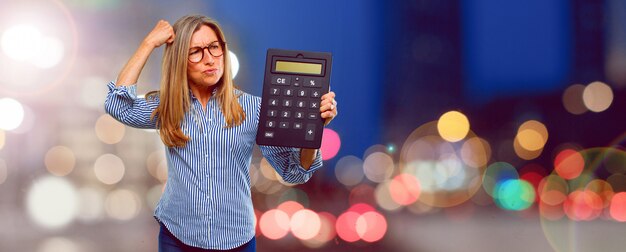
[[271, 76, 291, 85], [281, 111, 291, 118], [266, 121, 276, 128], [264, 131, 274, 138], [308, 113, 318, 119], [296, 101, 306, 108], [270, 88, 280, 95], [294, 123, 303, 129], [269, 99, 279, 106], [279, 122, 289, 128], [284, 89, 294, 96], [303, 78, 322, 88], [283, 100, 292, 107], [295, 111, 304, 119], [268, 110, 277, 117], [309, 101, 319, 109], [297, 90, 307, 97], [293, 77, 302, 87], [311, 91, 321, 98], [305, 124, 315, 141]]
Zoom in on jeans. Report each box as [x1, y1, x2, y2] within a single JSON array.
[[158, 221, 256, 252]]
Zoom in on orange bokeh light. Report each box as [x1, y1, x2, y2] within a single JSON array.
[[277, 200, 304, 217], [336, 211, 360, 242], [356, 211, 387, 242], [259, 209, 290, 240], [290, 209, 321, 240], [389, 173, 421, 206], [554, 149, 585, 180], [610, 192, 626, 222]]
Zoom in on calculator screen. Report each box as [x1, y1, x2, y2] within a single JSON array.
[[275, 61, 322, 75]]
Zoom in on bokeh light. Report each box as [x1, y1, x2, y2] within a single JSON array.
[[389, 173, 421, 206], [363, 151, 394, 183], [104, 189, 141, 221], [259, 209, 290, 240], [335, 211, 361, 242], [44, 145, 75, 176], [374, 181, 402, 211], [301, 212, 336, 248], [1, 24, 65, 69], [494, 179, 536, 211], [1, 24, 42, 61], [290, 209, 321, 240], [31, 36, 65, 69], [582, 81, 613, 112], [76, 187, 105, 223], [334, 155, 364, 187], [93, 154, 125, 185], [585, 179, 613, 211], [320, 128, 341, 160], [483, 162, 519, 197], [554, 149, 585, 180], [437, 111, 470, 142], [0, 130, 5, 150], [562, 84, 588, 115], [513, 136, 543, 160], [95, 114, 125, 144], [146, 150, 167, 182], [538, 175, 569, 206], [277, 201, 304, 217], [26, 176, 78, 229], [609, 192, 626, 222], [37, 237, 80, 252], [0, 97, 25, 130], [400, 122, 486, 208], [460, 137, 491, 168], [516, 120, 548, 151], [563, 190, 603, 221], [11, 103, 35, 134], [0, 159, 7, 185], [356, 211, 387, 242], [229, 50, 239, 79]]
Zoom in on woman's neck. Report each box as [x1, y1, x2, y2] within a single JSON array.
[[189, 83, 217, 110]]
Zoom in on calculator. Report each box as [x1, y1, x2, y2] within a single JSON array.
[[256, 48, 333, 149]]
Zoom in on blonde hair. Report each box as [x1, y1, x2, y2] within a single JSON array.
[[148, 15, 244, 147]]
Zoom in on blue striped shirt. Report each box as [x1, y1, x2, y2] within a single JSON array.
[[104, 82, 322, 250]]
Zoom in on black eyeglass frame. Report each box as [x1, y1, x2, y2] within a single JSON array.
[[188, 41, 227, 63]]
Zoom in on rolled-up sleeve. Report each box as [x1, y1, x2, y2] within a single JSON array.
[[260, 145, 323, 184], [104, 81, 158, 129]]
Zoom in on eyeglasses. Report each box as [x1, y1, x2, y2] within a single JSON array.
[[188, 41, 226, 63]]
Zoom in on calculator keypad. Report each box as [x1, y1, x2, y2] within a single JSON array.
[[259, 74, 326, 147]]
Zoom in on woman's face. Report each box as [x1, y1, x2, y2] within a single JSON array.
[[187, 25, 224, 89]]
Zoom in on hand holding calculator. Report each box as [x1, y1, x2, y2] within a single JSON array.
[[256, 49, 333, 149]]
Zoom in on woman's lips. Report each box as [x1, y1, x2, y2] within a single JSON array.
[[204, 68, 217, 75]]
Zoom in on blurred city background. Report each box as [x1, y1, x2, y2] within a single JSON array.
[[1, 0, 625, 251]]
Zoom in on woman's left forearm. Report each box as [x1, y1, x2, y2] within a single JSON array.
[[300, 148, 318, 170]]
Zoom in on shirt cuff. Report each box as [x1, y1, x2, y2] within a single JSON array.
[[289, 148, 323, 174], [107, 81, 138, 99]]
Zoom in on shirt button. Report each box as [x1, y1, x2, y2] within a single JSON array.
[[205, 154, 208, 158]]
